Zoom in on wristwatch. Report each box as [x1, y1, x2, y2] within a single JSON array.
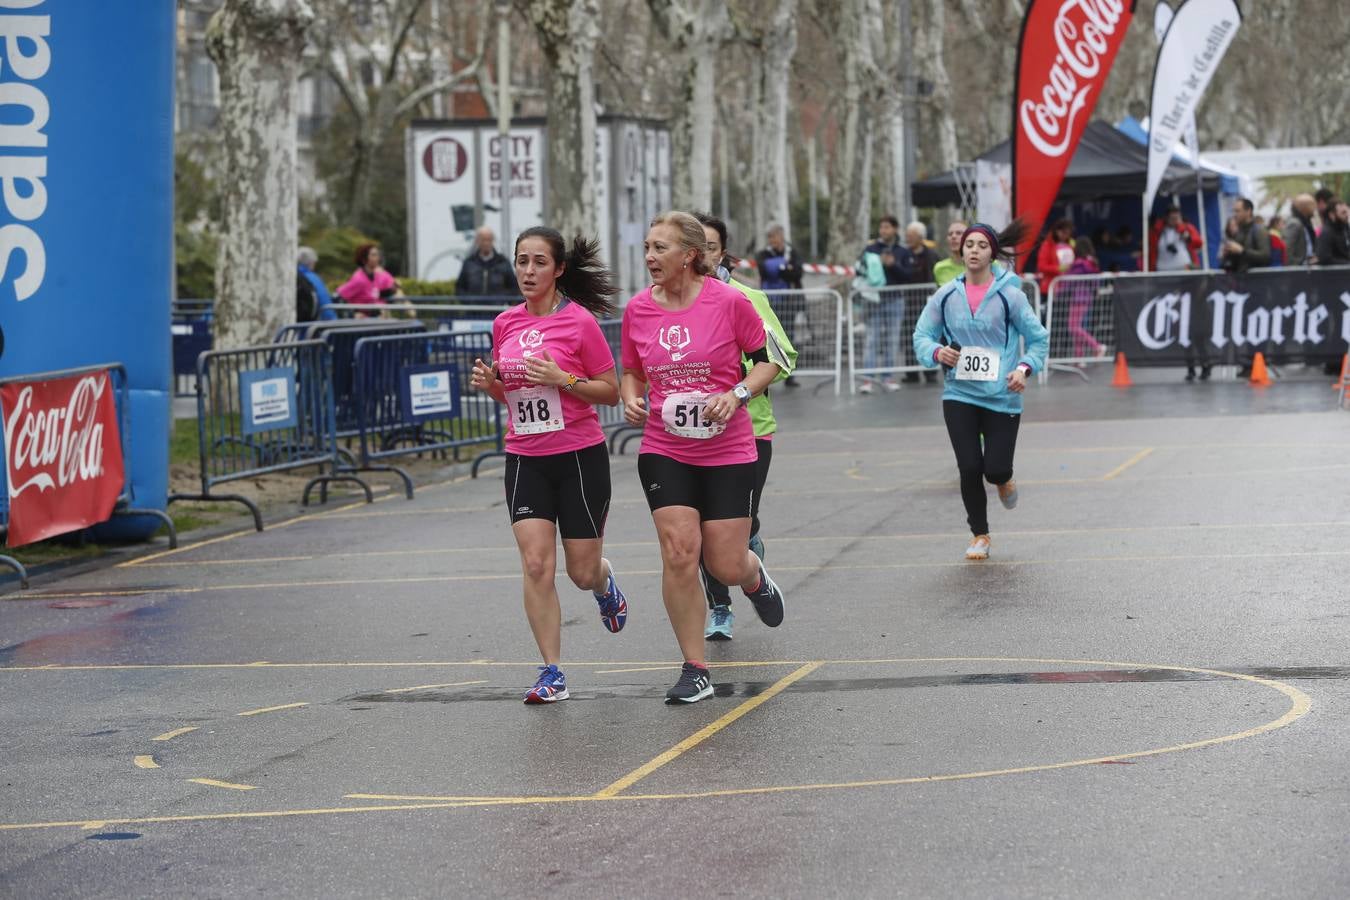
[[732, 383, 751, 406], [563, 372, 579, 392]]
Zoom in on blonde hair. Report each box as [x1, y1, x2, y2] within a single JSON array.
[[649, 211, 711, 275]]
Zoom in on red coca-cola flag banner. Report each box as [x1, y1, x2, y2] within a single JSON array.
[[1013, 0, 1137, 271], [2, 369, 125, 547]]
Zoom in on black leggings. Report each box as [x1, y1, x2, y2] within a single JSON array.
[[702, 438, 773, 606], [943, 400, 1020, 536]]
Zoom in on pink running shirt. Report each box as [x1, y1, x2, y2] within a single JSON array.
[[493, 300, 616, 456], [336, 267, 397, 306], [965, 279, 991, 314], [621, 276, 767, 465]]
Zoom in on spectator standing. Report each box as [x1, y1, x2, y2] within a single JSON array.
[[336, 242, 400, 317], [457, 226, 519, 298], [296, 246, 337, 322], [1035, 218, 1075, 290], [903, 221, 939, 383], [1314, 188, 1335, 230], [858, 215, 915, 393], [933, 220, 966, 286], [1283, 194, 1319, 266], [1267, 215, 1287, 267], [755, 223, 805, 386], [1315, 199, 1350, 266], [1219, 198, 1271, 274], [1148, 206, 1203, 271]]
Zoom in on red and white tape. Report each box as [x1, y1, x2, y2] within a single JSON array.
[[734, 259, 854, 276]]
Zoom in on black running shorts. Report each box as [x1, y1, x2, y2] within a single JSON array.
[[637, 453, 757, 521], [503, 441, 611, 539]]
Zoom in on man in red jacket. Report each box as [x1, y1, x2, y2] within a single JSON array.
[[1148, 206, 1203, 271]]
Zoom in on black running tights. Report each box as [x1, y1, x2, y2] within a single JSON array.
[[942, 400, 1021, 536]]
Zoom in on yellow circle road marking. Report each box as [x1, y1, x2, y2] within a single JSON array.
[[0, 656, 1312, 833]]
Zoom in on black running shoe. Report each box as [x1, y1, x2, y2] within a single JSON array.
[[743, 564, 785, 627], [665, 662, 713, 704]]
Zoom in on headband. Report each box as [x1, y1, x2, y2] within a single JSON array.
[[960, 223, 1000, 259]]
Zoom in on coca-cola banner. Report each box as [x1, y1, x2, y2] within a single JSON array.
[[1113, 270, 1350, 366], [1013, 0, 1137, 269], [1, 369, 125, 547]]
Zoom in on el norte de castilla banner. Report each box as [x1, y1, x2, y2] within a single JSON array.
[[1114, 269, 1350, 365]]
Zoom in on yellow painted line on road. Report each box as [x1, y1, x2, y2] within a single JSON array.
[[133, 755, 159, 770], [1102, 447, 1155, 481], [240, 701, 310, 717], [236, 702, 308, 717], [119, 520, 1350, 569], [382, 680, 488, 694], [593, 662, 822, 799], [843, 466, 869, 481], [13, 547, 1350, 606], [152, 727, 198, 742], [188, 778, 256, 791], [595, 665, 682, 674]]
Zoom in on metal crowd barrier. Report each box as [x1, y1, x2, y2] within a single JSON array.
[[326, 297, 516, 334], [845, 279, 1040, 393], [1042, 273, 1120, 383], [345, 330, 506, 494], [0, 363, 177, 588], [168, 340, 373, 530], [847, 283, 935, 391], [595, 317, 640, 452], [763, 288, 846, 395]]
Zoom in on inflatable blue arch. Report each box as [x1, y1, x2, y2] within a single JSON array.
[[0, 1, 174, 538]]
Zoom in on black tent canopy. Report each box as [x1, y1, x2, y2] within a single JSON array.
[[910, 120, 1225, 208]]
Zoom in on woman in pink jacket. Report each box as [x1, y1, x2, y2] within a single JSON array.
[[336, 243, 401, 316]]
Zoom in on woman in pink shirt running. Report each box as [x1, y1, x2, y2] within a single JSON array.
[[469, 227, 626, 705], [620, 211, 786, 705]]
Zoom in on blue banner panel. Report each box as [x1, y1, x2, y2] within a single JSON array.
[[239, 367, 299, 435], [0, 1, 175, 534], [399, 363, 461, 424]]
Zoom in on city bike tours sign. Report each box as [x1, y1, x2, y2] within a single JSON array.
[[1114, 270, 1350, 365], [1013, 0, 1137, 265], [1, 368, 125, 546]]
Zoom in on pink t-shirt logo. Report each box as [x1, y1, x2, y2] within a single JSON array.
[[658, 324, 693, 361], [518, 328, 545, 356]]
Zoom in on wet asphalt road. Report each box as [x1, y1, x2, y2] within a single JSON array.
[[2, 374, 1349, 898]]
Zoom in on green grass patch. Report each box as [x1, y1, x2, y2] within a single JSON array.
[[170, 416, 201, 466]]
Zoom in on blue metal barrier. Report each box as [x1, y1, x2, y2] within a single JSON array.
[[0, 363, 178, 588], [172, 300, 214, 398], [347, 331, 506, 492], [167, 340, 373, 530]]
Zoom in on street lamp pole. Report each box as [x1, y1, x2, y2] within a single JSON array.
[[495, 0, 511, 244]]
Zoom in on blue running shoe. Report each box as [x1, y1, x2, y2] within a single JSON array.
[[665, 661, 713, 704], [743, 564, 785, 627], [749, 532, 765, 562], [594, 558, 627, 634], [524, 664, 568, 704], [705, 604, 734, 641]]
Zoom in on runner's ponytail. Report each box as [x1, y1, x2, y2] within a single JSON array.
[[514, 226, 618, 318]]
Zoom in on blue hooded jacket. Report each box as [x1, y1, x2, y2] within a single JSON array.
[[912, 267, 1048, 415]]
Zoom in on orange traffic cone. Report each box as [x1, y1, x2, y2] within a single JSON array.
[[1111, 352, 1132, 387], [1331, 353, 1348, 390], [1249, 352, 1273, 386]]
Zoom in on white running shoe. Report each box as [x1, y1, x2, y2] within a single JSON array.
[[965, 534, 991, 560], [859, 380, 875, 395]]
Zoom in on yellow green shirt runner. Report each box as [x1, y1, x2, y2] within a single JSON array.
[[726, 277, 798, 437]]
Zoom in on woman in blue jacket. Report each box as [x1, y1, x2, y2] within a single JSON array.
[[913, 222, 1048, 561]]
